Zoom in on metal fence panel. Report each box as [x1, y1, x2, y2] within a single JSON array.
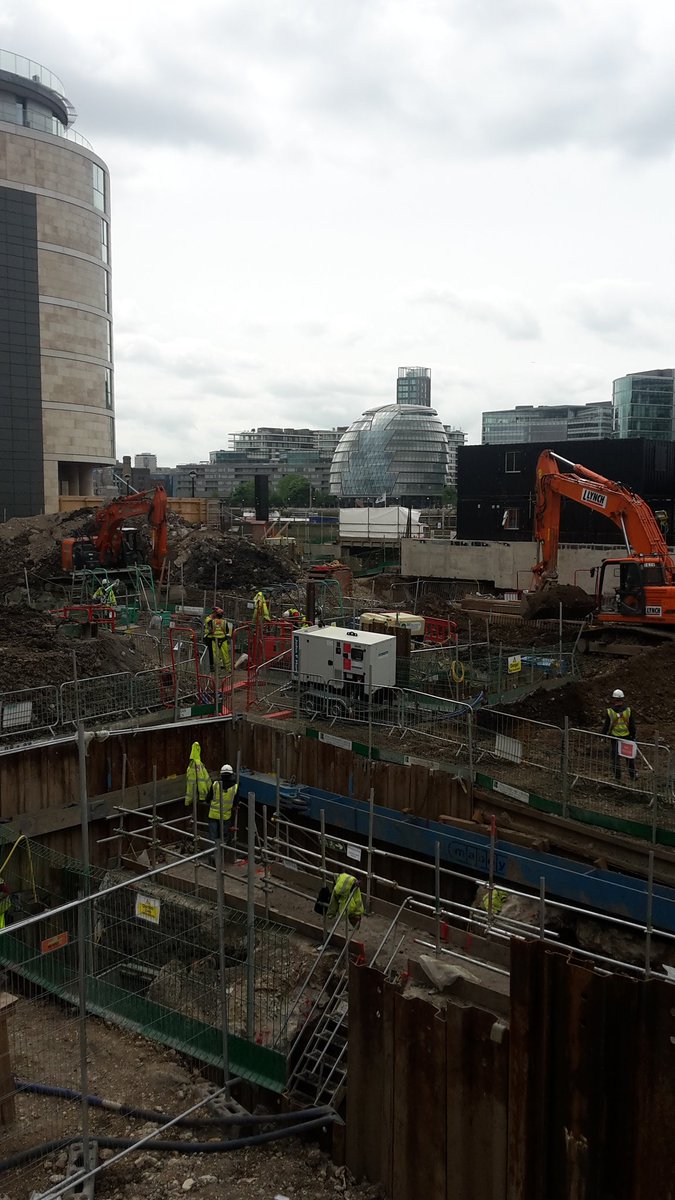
[[0, 684, 59, 744], [60, 671, 135, 725]]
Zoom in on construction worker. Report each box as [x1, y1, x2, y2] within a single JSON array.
[[184, 741, 211, 809], [480, 887, 509, 917], [282, 607, 308, 629], [206, 763, 239, 844], [204, 606, 231, 672], [93, 577, 117, 606], [602, 689, 637, 782], [252, 590, 270, 621], [0, 878, 10, 929], [326, 872, 365, 929]]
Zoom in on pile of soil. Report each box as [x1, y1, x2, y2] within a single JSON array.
[[508, 641, 675, 743], [170, 525, 299, 591], [0, 508, 96, 595], [0, 606, 156, 692]]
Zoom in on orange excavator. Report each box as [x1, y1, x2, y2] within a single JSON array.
[[523, 450, 675, 629], [61, 485, 169, 577]]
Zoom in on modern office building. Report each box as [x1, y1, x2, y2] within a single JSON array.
[[612, 369, 675, 440], [396, 366, 431, 407], [457, 438, 675, 543], [481, 402, 613, 445], [330, 405, 449, 505], [444, 427, 467, 489], [0, 49, 115, 517], [228, 426, 346, 461], [134, 452, 157, 472]]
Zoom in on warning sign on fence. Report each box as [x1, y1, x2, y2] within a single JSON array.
[[41, 931, 68, 954], [135, 894, 161, 925], [507, 655, 522, 674], [618, 739, 638, 760]]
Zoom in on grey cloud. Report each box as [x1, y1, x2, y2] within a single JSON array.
[[10, 0, 675, 161], [410, 284, 541, 340], [561, 281, 670, 345]]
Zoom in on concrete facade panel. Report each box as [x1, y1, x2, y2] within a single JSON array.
[[40, 304, 109, 360], [41, 355, 111, 410], [38, 249, 107, 309], [36, 195, 102, 258], [33, 140, 94, 205]]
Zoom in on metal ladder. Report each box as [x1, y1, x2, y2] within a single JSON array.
[[286, 940, 351, 1108], [285, 895, 415, 1109]]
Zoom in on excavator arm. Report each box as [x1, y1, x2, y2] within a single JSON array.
[[94, 485, 169, 575], [532, 450, 673, 586]]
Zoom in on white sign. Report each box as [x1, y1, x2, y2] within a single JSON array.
[[618, 739, 638, 760], [318, 732, 352, 751], [346, 843, 362, 862], [581, 487, 608, 509], [495, 734, 523, 764], [493, 780, 529, 804], [135, 894, 161, 925], [646, 606, 663, 617]]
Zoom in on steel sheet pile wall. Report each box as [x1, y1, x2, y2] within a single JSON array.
[[345, 965, 508, 1200], [508, 940, 675, 1200], [347, 950, 674, 1200]]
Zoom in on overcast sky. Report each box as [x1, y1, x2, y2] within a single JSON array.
[[2, 0, 674, 464]]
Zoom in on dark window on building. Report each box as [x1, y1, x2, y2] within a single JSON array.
[[504, 451, 521, 473]]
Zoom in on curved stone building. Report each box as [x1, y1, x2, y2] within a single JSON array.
[[329, 403, 449, 505], [0, 49, 114, 517]]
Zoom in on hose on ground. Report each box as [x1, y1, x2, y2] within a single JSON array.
[[15, 1080, 331, 1129], [0, 1113, 337, 1174]]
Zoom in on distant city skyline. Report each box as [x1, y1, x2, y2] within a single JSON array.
[[4, 2, 674, 463]]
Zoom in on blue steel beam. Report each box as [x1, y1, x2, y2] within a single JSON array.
[[240, 770, 675, 934]]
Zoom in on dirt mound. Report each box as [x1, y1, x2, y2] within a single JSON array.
[[521, 583, 595, 620], [0, 606, 157, 692], [508, 640, 675, 743], [0, 508, 97, 596], [170, 526, 299, 591]]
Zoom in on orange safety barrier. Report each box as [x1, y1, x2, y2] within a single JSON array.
[[423, 616, 458, 645], [51, 604, 117, 632]]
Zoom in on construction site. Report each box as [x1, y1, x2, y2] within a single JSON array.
[[0, 452, 674, 1200]]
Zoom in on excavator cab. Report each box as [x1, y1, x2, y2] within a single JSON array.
[[597, 558, 668, 621]]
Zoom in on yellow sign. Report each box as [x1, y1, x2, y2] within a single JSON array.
[[134, 894, 161, 925], [507, 655, 522, 674]]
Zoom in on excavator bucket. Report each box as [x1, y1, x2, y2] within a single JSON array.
[[520, 583, 595, 620]]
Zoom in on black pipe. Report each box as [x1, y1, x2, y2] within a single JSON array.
[[0, 1114, 337, 1174], [15, 1080, 331, 1129]]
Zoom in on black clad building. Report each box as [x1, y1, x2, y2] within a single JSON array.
[[457, 439, 675, 544]]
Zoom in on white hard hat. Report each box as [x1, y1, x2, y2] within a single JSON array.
[[612, 689, 625, 701], [221, 763, 233, 774]]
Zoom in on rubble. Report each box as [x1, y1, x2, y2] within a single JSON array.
[[0, 605, 158, 693], [169, 525, 299, 591]]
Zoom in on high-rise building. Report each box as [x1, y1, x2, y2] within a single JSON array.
[[134, 453, 157, 472], [444, 427, 467, 488], [612, 369, 675, 440], [481, 402, 613, 445], [396, 366, 431, 407], [227, 427, 346, 460], [0, 49, 115, 518]]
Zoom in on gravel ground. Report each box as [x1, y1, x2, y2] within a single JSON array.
[[1, 1000, 379, 1200]]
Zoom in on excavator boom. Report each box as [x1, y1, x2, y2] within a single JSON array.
[[524, 450, 675, 628], [533, 450, 672, 582], [94, 485, 169, 575]]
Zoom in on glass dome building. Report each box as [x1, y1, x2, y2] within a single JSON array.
[[329, 403, 449, 505]]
